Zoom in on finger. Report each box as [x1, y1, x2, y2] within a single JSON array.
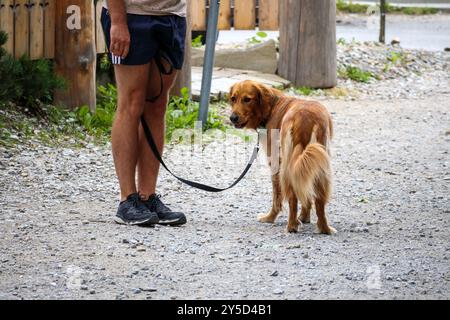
[[122, 42, 130, 59], [111, 43, 123, 58]]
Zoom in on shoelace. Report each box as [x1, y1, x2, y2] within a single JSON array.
[[148, 194, 167, 212]]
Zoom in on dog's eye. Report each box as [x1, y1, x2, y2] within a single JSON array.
[[243, 97, 252, 103], [230, 96, 237, 103]]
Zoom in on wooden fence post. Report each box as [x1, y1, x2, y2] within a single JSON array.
[[171, 0, 192, 98], [278, 0, 337, 88], [54, 0, 96, 111]]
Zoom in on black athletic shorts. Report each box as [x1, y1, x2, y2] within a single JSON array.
[[101, 7, 186, 69]]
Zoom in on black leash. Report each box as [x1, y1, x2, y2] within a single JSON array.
[[140, 116, 260, 192]]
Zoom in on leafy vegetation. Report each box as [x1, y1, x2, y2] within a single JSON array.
[[192, 35, 204, 48], [0, 31, 65, 110], [166, 87, 226, 141], [294, 87, 316, 96], [336, 0, 439, 15], [339, 65, 374, 83], [247, 31, 268, 45]]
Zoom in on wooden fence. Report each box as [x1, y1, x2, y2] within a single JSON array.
[[0, 0, 279, 59], [0, 0, 106, 59]]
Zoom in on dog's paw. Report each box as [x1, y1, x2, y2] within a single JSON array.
[[299, 215, 311, 224], [314, 225, 337, 235], [257, 213, 276, 224], [286, 223, 300, 233]]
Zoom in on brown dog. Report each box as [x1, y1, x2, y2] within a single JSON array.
[[229, 80, 336, 234]]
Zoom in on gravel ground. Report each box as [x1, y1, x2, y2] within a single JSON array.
[[1, 42, 450, 299], [1, 91, 449, 300]]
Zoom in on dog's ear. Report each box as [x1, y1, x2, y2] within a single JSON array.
[[229, 83, 237, 103], [255, 82, 274, 115]]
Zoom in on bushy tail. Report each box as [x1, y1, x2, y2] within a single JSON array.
[[288, 143, 331, 205]]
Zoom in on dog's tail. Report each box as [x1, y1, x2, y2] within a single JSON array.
[[283, 128, 332, 205]]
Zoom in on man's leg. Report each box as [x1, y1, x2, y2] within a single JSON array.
[[137, 59, 178, 198], [112, 63, 150, 201]]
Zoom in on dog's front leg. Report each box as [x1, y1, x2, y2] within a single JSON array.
[[258, 174, 283, 224]]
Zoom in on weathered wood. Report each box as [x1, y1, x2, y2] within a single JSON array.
[[54, 0, 96, 110], [95, 0, 106, 53], [30, 0, 45, 59], [191, 0, 205, 31], [380, 0, 386, 43], [259, 0, 279, 31], [234, 0, 255, 30], [43, 0, 55, 58], [278, 0, 337, 88], [218, 0, 231, 30], [14, 0, 29, 58], [0, 0, 14, 54], [171, 0, 192, 98]]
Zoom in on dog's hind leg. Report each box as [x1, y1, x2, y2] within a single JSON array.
[[299, 201, 312, 224], [287, 193, 300, 233], [258, 174, 283, 224]]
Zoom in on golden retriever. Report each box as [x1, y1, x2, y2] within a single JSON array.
[[229, 80, 336, 234]]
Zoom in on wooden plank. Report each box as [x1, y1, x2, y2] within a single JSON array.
[[259, 0, 279, 31], [217, 0, 231, 30], [234, 0, 255, 30], [191, 0, 205, 31], [0, 0, 15, 55], [29, 0, 45, 59], [279, 0, 336, 88], [14, 0, 29, 58], [54, 0, 96, 110], [95, 0, 106, 53], [43, 0, 55, 59]]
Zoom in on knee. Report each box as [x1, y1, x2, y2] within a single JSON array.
[[117, 90, 145, 119], [145, 98, 168, 119]]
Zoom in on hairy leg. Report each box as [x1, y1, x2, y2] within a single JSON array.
[[112, 64, 150, 201], [258, 174, 283, 223], [137, 59, 178, 199], [299, 201, 312, 224], [315, 198, 336, 235], [286, 194, 300, 233]]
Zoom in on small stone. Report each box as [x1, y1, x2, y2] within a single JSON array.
[[133, 288, 142, 294], [273, 289, 284, 295], [270, 271, 279, 277], [89, 290, 96, 294]]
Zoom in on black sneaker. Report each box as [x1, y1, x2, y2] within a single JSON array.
[[143, 194, 187, 226], [114, 193, 159, 226]]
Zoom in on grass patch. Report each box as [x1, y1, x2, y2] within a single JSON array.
[[0, 85, 229, 149], [339, 65, 374, 83], [192, 35, 203, 48], [337, 0, 439, 15], [294, 87, 317, 96], [247, 31, 268, 45]]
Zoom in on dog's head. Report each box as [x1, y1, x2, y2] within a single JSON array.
[[228, 80, 276, 129]]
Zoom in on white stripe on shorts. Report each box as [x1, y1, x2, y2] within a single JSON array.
[[112, 54, 121, 65]]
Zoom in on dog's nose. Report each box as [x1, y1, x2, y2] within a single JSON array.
[[230, 113, 239, 124]]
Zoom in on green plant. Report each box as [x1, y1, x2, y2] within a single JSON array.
[[336, 0, 369, 13], [18, 57, 66, 108], [295, 87, 316, 96], [75, 84, 117, 138], [166, 87, 226, 141], [337, 37, 347, 45], [339, 65, 373, 83], [247, 31, 268, 45], [0, 31, 65, 108], [192, 35, 203, 48]]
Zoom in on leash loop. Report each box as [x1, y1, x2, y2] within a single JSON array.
[[141, 116, 259, 193]]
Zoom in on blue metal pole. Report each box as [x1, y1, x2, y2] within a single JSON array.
[[198, 0, 220, 126]]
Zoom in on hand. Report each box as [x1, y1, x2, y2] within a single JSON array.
[[110, 23, 130, 59]]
